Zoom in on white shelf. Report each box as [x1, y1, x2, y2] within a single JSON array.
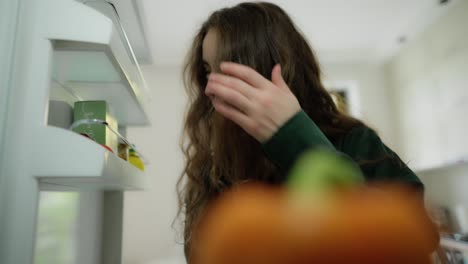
[[43, 0, 150, 126], [32, 126, 145, 191], [414, 157, 468, 174], [440, 238, 468, 252]]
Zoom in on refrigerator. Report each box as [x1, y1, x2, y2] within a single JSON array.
[[0, 0, 151, 263]]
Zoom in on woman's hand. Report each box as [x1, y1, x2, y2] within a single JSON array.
[[205, 62, 301, 142]]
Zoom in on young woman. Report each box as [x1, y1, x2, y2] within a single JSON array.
[[178, 2, 423, 260]]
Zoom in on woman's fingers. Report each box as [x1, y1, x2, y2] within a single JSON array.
[[206, 62, 301, 142], [209, 73, 254, 99], [211, 97, 252, 131], [205, 80, 251, 113], [219, 62, 271, 89], [271, 64, 289, 90]]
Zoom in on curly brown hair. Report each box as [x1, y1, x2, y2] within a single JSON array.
[[177, 2, 363, 260]]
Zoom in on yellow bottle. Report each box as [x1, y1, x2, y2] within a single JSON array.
[[128, 148, 145, 171]]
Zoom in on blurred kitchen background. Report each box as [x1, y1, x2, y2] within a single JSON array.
[[12, 0, 468, 263]]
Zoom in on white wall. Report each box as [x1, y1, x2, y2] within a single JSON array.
[[321, 62, 398, 149], [386, 0, 468, 206], [123, 66, 187, 264]]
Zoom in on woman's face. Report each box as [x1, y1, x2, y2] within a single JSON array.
[[202, 28, 218, 76]]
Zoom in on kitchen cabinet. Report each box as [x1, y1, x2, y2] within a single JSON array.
[[395, 50, 468, 173]]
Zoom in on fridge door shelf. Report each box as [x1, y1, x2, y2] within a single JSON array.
[[44, 0, 150, 126], [32, 126, 145, 191]]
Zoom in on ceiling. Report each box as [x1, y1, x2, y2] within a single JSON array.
[[134, 0, 457, 66]]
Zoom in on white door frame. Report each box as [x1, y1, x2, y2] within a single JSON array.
[[0, 1, 42, 264], [0, 0, 21, 239], [0, 0, 20, 178], [324, 80, 362, 118]]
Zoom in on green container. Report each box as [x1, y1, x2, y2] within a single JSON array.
[[73, 100, 118, 153]]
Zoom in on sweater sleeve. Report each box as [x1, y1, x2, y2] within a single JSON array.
[[341, 126, 423, 190], [261, 110, 423, 190], [261, 110, 335, 173]]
